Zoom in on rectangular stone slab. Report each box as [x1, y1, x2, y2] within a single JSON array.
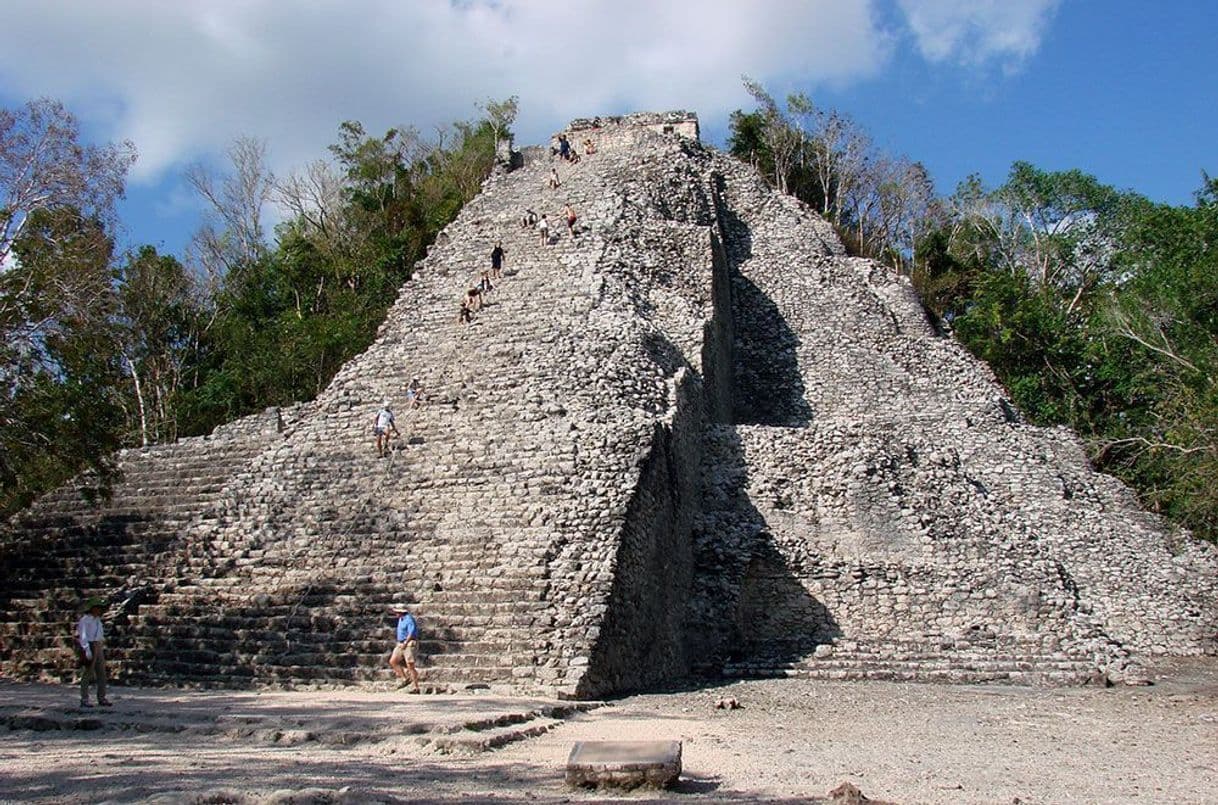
[[565, 740, 682, 789]]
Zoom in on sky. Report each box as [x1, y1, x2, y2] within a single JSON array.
[[1, 0, 1215, 260]]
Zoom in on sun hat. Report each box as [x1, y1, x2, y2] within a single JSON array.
[[390, 602, 411, 613], [83, 597, 106, 611]]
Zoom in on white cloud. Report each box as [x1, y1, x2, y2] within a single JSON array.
[[895, 0, 1061, 67], [0, 0, 892, 185]]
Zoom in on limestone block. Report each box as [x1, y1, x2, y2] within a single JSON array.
[[565, 740, 681, 789]]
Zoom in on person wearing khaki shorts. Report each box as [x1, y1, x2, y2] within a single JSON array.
[[389, 603, 420, 693]]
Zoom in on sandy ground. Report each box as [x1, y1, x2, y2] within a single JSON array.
[[1, 660, 1215, 804]]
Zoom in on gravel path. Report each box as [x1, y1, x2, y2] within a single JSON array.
[[1, 660, 1214, 803]]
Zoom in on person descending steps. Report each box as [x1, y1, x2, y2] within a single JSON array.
[[373, 401, 399, 457]]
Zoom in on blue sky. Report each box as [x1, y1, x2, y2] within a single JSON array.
[[812, 0, 1217, 206], [1, 0, 1214, 262]]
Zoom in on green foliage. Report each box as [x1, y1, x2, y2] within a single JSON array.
[[912, 227, 979, 325], [950, 269, 1090, 424], [0, 209, 126, 514], [116, 246, 207, 445], [917, 165, 1218, 542], [727, 110, 773, 176], [1092, 177, 1218, 536]]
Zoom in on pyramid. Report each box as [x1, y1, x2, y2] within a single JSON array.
[[2, 112, 1214, 696]]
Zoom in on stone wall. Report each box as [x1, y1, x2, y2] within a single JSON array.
[[577, 369, 705, 696], [563, 111, 700, 154]]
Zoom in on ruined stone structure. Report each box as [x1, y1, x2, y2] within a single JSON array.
[[2, 112, 1216, 697]]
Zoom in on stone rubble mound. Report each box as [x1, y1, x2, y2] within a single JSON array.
[[2, 112, 1215, 696]]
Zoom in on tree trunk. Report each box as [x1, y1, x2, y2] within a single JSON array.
[[124, 353, 149, 447]]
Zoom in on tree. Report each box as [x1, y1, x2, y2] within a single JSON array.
[[1001, 163, 1130, 310], [481, 95, 519, 156], [800, 105, 871, 228], [0, 98, 136, 268], [0, 99, 136, 513], [116, 247, 206, 445], [727, 109, 773, 177], [186, 137, 275, 280], [857, 157, 937, 273], [273, 159, 347, 260], [0, 208, 126, 515], [741, 77, 802, 195], [1093, 176, 1218, 537], [927, 165, 1136, 309]]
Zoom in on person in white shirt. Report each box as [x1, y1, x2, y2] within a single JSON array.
[[373, 401, 399, 458], [76, 598, 111, 707]]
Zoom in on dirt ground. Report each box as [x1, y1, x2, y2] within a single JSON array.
[[1, 659, 1215, 804]]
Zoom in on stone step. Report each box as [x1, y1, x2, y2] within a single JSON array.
[[719, 662, 1096, 686], [717, 648, 1100, 685], [3, 558, 166, 577], [106, 660, 551, 689], [422, 716, 564, 754]]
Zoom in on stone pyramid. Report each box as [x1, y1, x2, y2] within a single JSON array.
[[2, 112, 1215, 697]]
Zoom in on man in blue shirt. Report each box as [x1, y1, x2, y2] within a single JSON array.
[[389, 603, 421, 693]]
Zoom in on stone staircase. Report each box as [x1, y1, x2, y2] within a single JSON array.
[[720, 637, 1102, 686], [0, 412, 285, 681], [113, 144, 643, 692]]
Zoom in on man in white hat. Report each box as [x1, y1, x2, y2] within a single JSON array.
[[76, 597, 112, 707], [389, 603, 421, 693]]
